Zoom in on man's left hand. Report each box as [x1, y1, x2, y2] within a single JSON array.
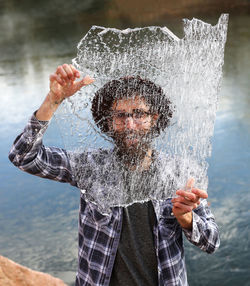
[[171, 178, 208, 230]]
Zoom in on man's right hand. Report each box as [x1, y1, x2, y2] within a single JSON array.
[[36, 64, 94, 121], [49, 64, 94, 104]]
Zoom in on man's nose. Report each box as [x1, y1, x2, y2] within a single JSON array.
[[125, 116, 136, 129]]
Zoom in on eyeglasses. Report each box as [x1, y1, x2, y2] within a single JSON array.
[[112, 109, 151, 124]]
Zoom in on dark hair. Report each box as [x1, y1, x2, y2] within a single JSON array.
[[91, 76, 173, 136]]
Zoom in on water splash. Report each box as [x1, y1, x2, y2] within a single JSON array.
[[56, 14, 228, 214]]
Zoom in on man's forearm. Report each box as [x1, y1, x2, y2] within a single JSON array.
[[176, 212, 193, 230], [36, 91, 61, 121]]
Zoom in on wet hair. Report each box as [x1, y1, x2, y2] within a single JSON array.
[[91, 76, 173, 136]]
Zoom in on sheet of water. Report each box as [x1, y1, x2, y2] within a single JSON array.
[[55, 14, 228, 214]]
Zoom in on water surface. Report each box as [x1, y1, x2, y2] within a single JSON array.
[[0, 3, 249, 285]]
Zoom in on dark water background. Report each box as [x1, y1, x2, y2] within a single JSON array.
[[0, 1, 249, 285]]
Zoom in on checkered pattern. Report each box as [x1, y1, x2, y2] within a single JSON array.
[[9, 113, 220, 286]]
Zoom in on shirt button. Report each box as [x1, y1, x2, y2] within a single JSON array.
[[171, 212, 174, 216]]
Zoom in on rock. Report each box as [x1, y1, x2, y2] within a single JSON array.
[[0, 255, 67, 286]]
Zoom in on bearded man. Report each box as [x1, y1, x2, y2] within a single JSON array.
[[9, 63, 220, 286]]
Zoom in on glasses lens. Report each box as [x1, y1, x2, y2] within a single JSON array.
[[112, 111, 151, 124]]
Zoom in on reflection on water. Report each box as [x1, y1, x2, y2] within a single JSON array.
[[185, 192, 250, 285], [0, 2, 249, 285]]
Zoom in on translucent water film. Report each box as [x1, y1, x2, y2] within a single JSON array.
[[56, 14, 228, 214]]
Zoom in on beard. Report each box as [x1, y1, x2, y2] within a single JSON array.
[[112, 130, 153, 166]]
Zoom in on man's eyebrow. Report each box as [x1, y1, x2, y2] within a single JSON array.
[[113, 108, 149, 112], [132, 108, 148, 112], [113, 109, 126, 113]]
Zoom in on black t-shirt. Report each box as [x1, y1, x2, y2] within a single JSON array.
[[110, 154, 158, 286], [109, 201, 158, 286], [110, 161, 159, 286]]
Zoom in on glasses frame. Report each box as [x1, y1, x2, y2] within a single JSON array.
[[111, 109, 152, 125]]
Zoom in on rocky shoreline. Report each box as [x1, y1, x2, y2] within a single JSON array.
[[0, 255, 67, 286]]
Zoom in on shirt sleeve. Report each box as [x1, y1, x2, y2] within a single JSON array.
[[8, 112, 77, 187], [182, 199, 220, 254]]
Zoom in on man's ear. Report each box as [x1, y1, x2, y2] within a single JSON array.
[[151, 113, 159, 126]]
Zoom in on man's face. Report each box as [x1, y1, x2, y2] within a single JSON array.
[[110, 95, 158, 156]]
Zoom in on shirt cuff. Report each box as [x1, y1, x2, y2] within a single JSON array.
[[182, 211, 204, 243], [23, 111, 50, 138]]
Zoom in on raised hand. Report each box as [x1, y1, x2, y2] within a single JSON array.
[[36, 64, 94, 121], [49, 64, 94, 104], [171, 178, 208, 230]]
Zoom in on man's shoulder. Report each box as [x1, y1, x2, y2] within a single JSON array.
[[155, 152, 203, 169], [68, 148, 113, 166]]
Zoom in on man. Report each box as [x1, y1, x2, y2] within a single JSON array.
[[9, 63, 220, 286]]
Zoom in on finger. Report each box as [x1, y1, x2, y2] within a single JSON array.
[[185, 177, 195, 191], [175, 201, 198, 211], [56, 65, 68, 80], [172, 196, 196, 206], [75, 75, 94, 90], [172, 198, 198, 211], [175, 190, 198, 202], [191, 188, 208, 199], [70, 64, 80, 78], [173, 202, 193, 213], [193, 203, 198, 209], [50, 74, 64, 86], [62, 64, 74, 80], [172, 205, 195, 216], [82, 75, 94, 85]]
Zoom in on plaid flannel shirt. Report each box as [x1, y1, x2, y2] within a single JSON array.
[[9, 113, 220, 286]]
